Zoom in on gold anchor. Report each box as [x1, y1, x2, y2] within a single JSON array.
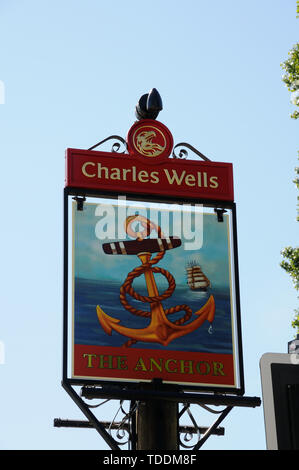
[[96, 215, 215, 347]]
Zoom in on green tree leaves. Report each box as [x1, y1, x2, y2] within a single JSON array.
[[280, 4, 299, 334], [281, 43, 299, 119]]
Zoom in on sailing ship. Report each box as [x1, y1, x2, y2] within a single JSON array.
[[186, 260, 210, 292]]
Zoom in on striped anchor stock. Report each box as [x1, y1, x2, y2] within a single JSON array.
[[102, 236, 181, 255]]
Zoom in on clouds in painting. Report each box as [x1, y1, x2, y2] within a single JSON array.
[[73, 200, 232, 289]]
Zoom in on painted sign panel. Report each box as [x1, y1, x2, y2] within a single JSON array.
[[65, 148, 234, 202], [71, 198, 240, 390]]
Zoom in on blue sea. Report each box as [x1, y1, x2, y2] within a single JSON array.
[[74, 278, 233, 354]]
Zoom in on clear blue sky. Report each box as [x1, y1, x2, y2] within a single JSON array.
[[0, 0, 298, 450]]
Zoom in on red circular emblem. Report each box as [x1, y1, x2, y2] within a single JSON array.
[[126, 119, 173, 163]]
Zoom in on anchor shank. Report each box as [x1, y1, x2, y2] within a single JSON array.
[[138, 252, 160, 297], [137, 252, 169, 339]]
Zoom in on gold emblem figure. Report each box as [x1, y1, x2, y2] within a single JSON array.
[[134, 129, 166, 157]]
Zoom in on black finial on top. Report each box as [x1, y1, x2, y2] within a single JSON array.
[[135, 88, 163, 120]]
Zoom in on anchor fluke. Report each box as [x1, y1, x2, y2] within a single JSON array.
[[194, 295, 215, 323], [96, 306, 120, 335], [96, 295, 216, 346]]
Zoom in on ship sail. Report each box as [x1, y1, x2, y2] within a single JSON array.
[[186, 261, 210, 291]]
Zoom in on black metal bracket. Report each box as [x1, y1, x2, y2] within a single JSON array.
[[172, 142, 210, 161], [214, 208, 227, 222], [60, 381, 123, 450], [53, 414, 225, 450], [72, 196, 86, 211], [88, 135, 127, 153], [80, 384, 260, 407], [55, 380, 260, 451]]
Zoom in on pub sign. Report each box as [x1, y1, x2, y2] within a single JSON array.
[[64, 115, 244, 394]]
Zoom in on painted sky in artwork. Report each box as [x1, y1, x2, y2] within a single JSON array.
[[73, 200, 232, 290]]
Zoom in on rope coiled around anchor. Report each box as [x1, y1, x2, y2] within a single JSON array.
[[119, 249, 192, 348]]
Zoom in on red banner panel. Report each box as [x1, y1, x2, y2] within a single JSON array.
[[73, 345, 236, 387], [65, 148, 234, 202]]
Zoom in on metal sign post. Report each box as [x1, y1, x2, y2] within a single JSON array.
[[56, 89, 261, 450]]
